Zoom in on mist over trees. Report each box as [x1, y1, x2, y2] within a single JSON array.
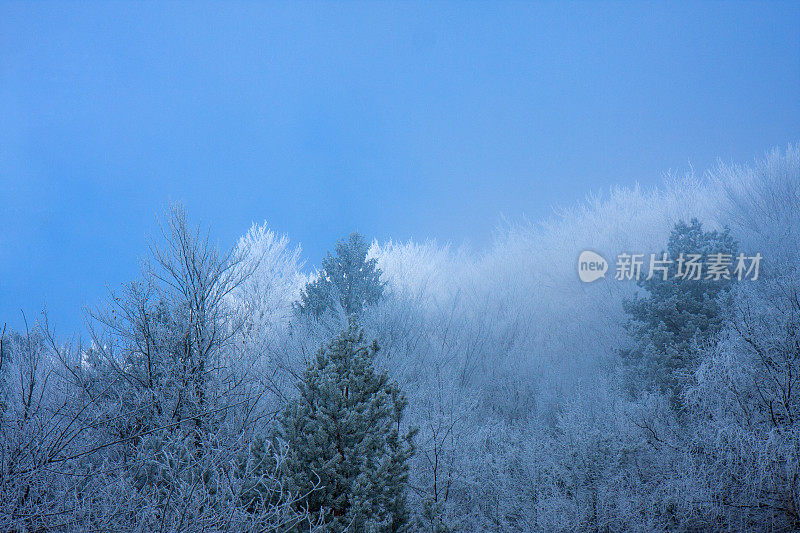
[[1, 144, 799, 531]]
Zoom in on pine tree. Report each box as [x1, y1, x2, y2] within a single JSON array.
[[622, 218, 737, 407], [277, 320, 416, 532], [297, 232, 385, 318]]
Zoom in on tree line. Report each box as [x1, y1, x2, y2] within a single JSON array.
[[1, 144, 798, 531]]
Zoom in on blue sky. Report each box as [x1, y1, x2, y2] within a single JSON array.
[[1, 2, 799, 336]]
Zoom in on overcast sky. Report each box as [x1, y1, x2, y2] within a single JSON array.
[[2, 1, 799, 335]]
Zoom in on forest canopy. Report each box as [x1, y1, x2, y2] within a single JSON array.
[[1, 144, 799, 531]]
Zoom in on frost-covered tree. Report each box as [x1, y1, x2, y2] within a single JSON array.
[[686, 274, 800, 530], [231, 222, 305, 334], [277, 320, 416, 532], [0, 324, 8, 408], [297, 232, 385, 318], [69, 205, 316, 531], [684, 148, 800, 528], [0, 320, 87, 531], [88, 204, 252, 450], [622, 218, 737, 406]]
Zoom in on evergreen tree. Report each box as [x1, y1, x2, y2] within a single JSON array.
[[277, 320, 416, 532], [622, 218, 737, 407], [297, 232, 385, 317]]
